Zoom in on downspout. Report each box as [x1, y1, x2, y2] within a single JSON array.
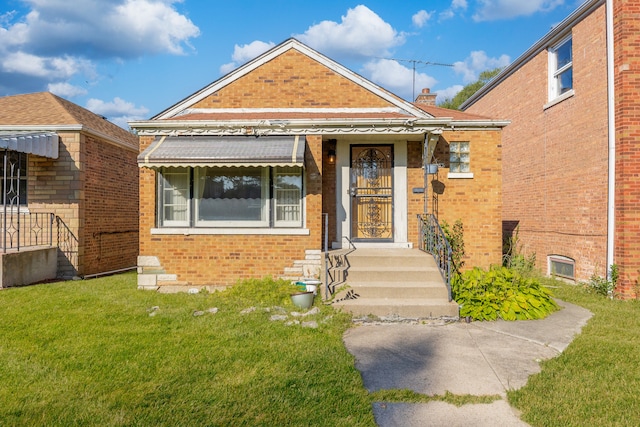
[[606, 0, 616, 278]]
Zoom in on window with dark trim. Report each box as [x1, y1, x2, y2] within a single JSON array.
[[1, 151, 27, 206]]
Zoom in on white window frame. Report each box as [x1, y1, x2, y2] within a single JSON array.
[[448, 141, 471, 174], [548, 255, 575, 281], [548, 35, 573, 102], [273, 167, 304, 228], [159, 168, 190, 227]]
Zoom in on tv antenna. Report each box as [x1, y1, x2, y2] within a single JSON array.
[[383, 57, 455, 101]]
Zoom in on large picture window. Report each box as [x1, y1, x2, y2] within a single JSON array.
[[158, 166, 303, 228]]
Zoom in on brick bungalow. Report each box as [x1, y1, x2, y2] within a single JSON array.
[[130, 38, 507, 291], [462, 0, 640, 297], [0, 92, 139, 285]]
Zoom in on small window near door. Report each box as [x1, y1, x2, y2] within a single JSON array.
[[549, 255, 575, 281], [449, 142, 470, 173]]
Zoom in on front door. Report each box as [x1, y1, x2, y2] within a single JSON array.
[[350, 145, 393, 241]]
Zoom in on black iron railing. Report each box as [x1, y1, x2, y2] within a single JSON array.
[[1, 212, 54, 252], [417, 214, 452, 301]]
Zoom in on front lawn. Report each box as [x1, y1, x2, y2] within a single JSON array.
[[0, 273, 375, 426], [509, 279, 640, 426]]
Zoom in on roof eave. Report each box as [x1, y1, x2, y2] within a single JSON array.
[[129, 117, 509, 136], [460, 0, 605, 110]]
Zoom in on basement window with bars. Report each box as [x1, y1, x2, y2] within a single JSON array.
[[157, 166, 304, 228]]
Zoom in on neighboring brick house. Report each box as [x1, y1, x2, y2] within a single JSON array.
[[0, 92, 139, 284], [462, 0, 640, 297], [130, 38, 507, 290]]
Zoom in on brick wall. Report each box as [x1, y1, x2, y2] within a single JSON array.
[[83, 134, 139, 275], [614, 0, 640, 297], [466, 4, 608, 283], [425, 131, 503, 269], [28, 131, 139, 278], [193, 50, 392, 109]]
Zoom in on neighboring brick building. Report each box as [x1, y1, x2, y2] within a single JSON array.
[[130, 39, 507, 290], [0, 92, 139, 283], [463, 0, 640, 297]]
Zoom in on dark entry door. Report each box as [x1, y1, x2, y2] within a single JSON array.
[[350, 145, 393, 241]]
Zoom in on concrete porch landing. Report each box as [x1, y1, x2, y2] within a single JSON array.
[[331, 248, 459, 319]]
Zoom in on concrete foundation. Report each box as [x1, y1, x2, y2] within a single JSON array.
[[0, 246, 58, 288]]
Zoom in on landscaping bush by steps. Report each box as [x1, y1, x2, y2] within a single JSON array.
[[452, 266, 559, 321]]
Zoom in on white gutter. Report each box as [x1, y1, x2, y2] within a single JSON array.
[[606, 0, 616, 278]]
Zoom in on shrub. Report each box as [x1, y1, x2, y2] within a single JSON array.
[[452, 266, 559, 321], [441, 219, 465, 275], [582, 264, 618, 298], [503, 226, 537, 275]]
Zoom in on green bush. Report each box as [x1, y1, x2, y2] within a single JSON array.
[[452, 266, 559, 321]]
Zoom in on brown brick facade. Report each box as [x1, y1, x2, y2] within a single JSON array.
[[466, 4, 609, 283], [29, 131, 139, 277]]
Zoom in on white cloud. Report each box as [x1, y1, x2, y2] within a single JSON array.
[[362, 59, 437, 101], [48, 82, 87, 98], [439, 0, 468, 21], [436, 85, 464, 103], [453, 50, 510, 83], [86, 96, 149, 128], [412, 10, 433, 28], [295, 5, 405, 59], [0, 1, 199, 97], [219, 40, 275, 74], [473, 0, 564, 22]]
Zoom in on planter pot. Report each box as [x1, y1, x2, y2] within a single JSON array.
[[302, 279, 321, 295], [290, 291, 315, 309]]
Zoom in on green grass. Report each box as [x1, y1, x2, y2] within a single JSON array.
[[508, 279, 640, 427], [0, 274, 375, 426]]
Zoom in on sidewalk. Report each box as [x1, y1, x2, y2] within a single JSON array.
[[343, 300, 592, 427]]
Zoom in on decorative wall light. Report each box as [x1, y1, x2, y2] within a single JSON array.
[[327, 139, 337, 164], [327, 149, 336, 164]]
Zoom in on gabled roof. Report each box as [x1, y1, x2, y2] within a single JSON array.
[[152, 38, 430, 121], [0, 92, 138, 151], [131, 38, 508, 135]]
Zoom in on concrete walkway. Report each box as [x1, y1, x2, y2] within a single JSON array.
[[343, 300, 593, 427]]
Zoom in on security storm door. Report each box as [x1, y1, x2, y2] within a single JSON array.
[[350, 145, 393, 241]]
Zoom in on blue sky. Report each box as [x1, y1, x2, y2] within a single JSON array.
[[0, 0, 587, 128]]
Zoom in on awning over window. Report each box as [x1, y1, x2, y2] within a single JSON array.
[[137, 135, 306, 168], [0, 132, 59, 159]]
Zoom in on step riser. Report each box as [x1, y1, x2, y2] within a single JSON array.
[[347, 270, 440, 282], [347, 257, 436, 269], [345, 286, 449, 299]]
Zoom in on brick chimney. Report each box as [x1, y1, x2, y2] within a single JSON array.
[[415, 88, 437, 106]]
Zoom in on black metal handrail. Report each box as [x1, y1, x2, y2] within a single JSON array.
[[1, 212, 54, 252], [417, 214, 452, 301]]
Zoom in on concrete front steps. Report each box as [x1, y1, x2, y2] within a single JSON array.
[[331, 248, 459, 320]]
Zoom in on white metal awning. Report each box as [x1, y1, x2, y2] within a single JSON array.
[[0, 132, 59, 159], [137, 135, 306, 168]]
